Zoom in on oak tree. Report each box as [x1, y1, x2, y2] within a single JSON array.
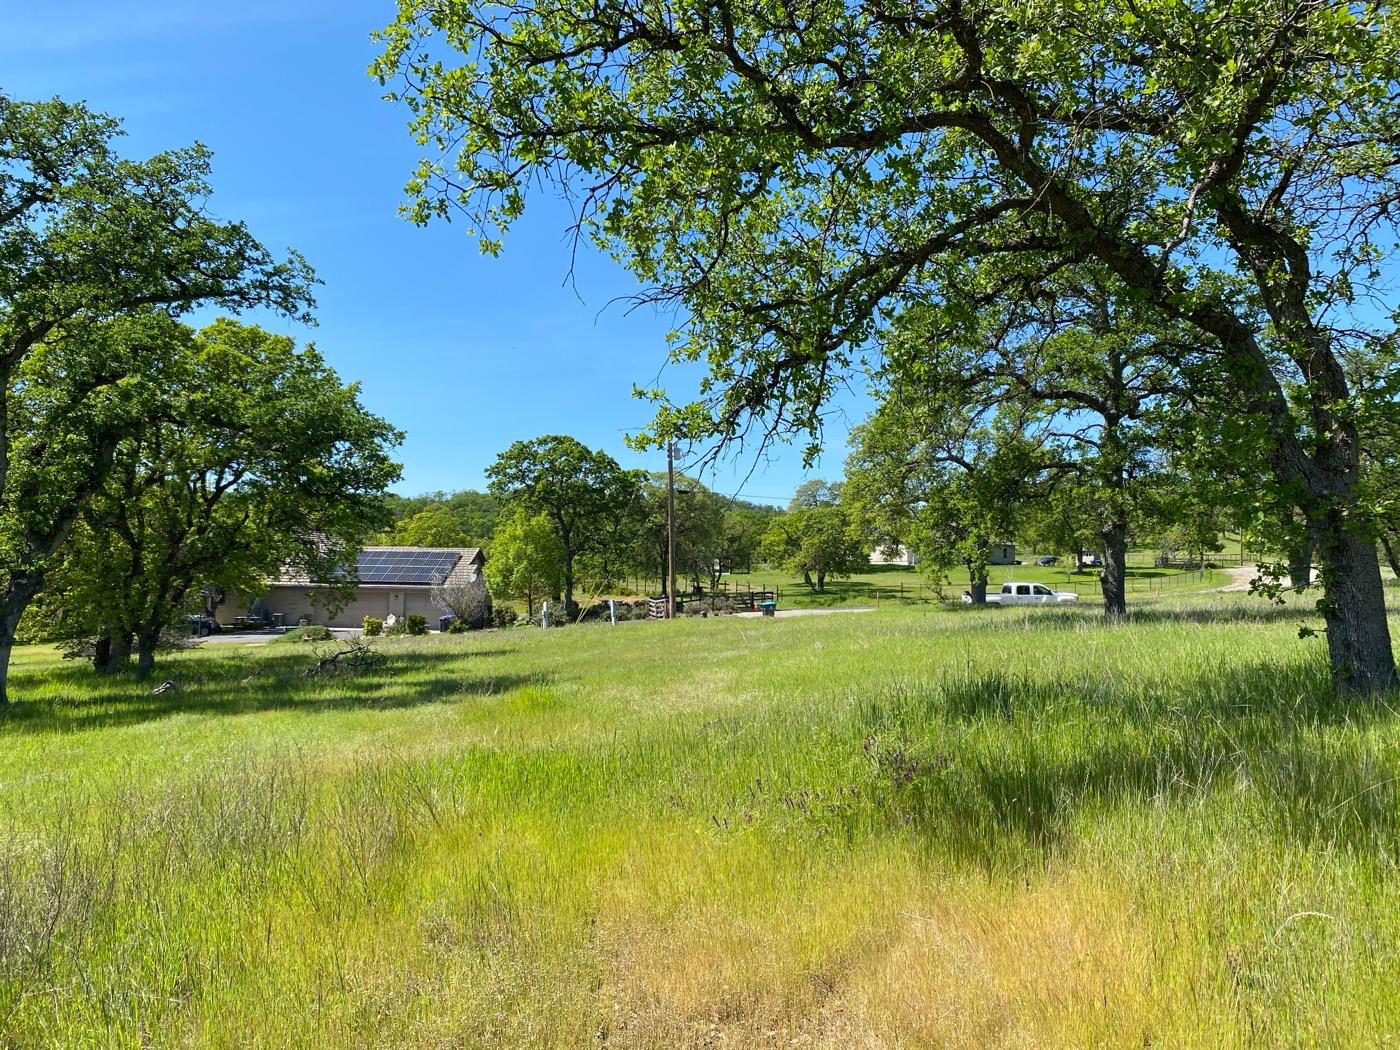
[[760, 505, 867, 593], [43, 319, 401, 676], [378, 0, 1400, 691], [486, 435, 636, 612], [0, 95, 313, 700]]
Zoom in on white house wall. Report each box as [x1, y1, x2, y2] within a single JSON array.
[[220, 586, 443, 629]]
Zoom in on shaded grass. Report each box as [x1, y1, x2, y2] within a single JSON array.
[[1, 591, 1399, 1046]]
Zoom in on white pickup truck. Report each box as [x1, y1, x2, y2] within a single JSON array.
[[962, 581, 1079, 605]]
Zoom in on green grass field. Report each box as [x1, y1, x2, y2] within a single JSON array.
[[2, 588, 1399, 1046], [712, 560, 1225, 608]]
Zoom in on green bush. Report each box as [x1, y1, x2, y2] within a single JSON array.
[[362, 616, 383, 637], [491, 606, 519, 628], [385, 613, 428, 637]]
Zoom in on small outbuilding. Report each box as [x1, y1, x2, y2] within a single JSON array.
[[869, 544, 920, 567], [988, 542, 1017, 565], [219, 546, 485, 629]]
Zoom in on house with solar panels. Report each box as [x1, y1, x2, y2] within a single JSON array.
[[219, 546, 485, 629]]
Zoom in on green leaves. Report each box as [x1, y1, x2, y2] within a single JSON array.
[[488, 506, 565, 613], [486, 435, 638, 606], [45, 319, 402, 665], [379, 0, 1400, 684], [0, 94, 322, 695], [760, 502, 866, 592], [377, 0, 1400, 458]]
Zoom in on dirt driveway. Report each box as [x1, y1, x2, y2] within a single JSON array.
[[1219, 566, 1257, 592]]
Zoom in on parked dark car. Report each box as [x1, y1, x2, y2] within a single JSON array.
[[1035, 555, 1058, 566], [186, 614, 219, 637]]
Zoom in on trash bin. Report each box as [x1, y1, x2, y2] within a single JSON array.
[[438, 614, 455, 632], [759, 600, 777, 617]]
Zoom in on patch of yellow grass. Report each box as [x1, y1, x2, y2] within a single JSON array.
[[588, 830, 1164, 1049]]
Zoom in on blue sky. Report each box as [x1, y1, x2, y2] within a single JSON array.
[[3, 0, 868, 505]]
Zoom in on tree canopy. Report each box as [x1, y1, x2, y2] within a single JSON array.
[[486, 435, 636, 612], [761, 504, 867, 593], [634, 472, 728, 592], [40, 319, 401, 674], [846, 394, 1041, 602], [380, 506, 478, 549], [0, 95, 315, 701], [380, 489, 500, 545], [487, 506, 565, 618], [377, 0, 1400, 690]]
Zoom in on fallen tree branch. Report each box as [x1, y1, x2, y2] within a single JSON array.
[[301, 639, 388, 678]]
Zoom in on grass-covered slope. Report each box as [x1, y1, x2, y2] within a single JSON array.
[[2, 594, 1398, 1047]]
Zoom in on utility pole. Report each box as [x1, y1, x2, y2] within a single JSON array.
[[666, 440, 677, 618]]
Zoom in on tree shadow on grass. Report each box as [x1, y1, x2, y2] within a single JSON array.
[[856, 660, 1400, 865], [0, 646, 550, 735]]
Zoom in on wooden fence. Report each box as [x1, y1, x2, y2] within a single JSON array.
[[646, 588, 779, 619]]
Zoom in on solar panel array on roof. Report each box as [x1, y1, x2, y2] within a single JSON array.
[[356, 549, 462, 585]]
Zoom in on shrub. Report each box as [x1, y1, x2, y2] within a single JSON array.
[[385, 613, 428, 637], [431, 576, 491, 630], [362, 616, 383, 637], [491, 606, 519, 629]]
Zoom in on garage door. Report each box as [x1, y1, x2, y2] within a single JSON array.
[[403, 591, 439, 623], [327, 591, 393, 628]]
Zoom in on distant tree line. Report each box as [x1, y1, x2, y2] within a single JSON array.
[[407, 412, 1325, 625]]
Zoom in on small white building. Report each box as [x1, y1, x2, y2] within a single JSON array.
[[989, 542, 1017, 565], [870, 545, 920, 567]]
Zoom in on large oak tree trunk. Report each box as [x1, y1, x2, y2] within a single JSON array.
[[1316, 522, 1397, 694], [0, 606, 23, 705], [91, 635, 112, 674], [967, 576, 988, 604], [1287, 518, 1314, 590], [104, 628, 133, 674], [1288, 545, 1313, 590], [135, 625, 161, 678], [0, 639, 11, 706], [0, 573, 44, 705], [1100, 522, 1128, 620]]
